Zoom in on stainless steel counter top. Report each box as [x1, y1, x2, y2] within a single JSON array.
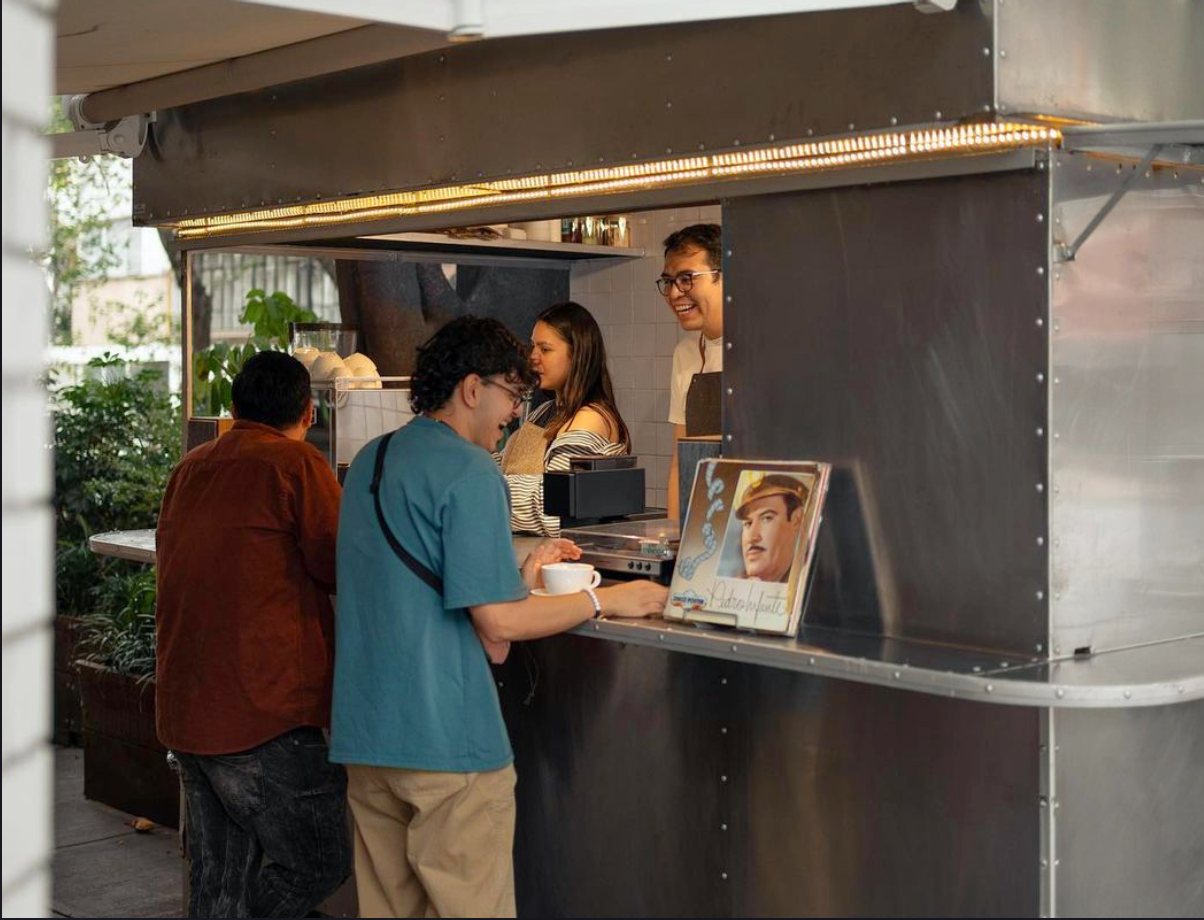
[[91, 529, 1204, 708]]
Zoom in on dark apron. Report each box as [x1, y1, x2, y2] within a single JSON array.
[[685, 371, 722, 437]]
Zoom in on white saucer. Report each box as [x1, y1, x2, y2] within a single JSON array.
[[531, 588, 573, 597]]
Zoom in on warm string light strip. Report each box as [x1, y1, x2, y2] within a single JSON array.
[[174, 122, 1058, 239]]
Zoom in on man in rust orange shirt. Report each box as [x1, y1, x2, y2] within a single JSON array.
[[156, 350, 350, 918]]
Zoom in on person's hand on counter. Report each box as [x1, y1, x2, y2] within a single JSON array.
[[520, 538, 582, 589], [597, 580, 669, 619]]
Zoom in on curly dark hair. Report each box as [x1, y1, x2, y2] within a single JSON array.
[[231, 350, 311, 429], [663, 223, 722, 270], [410, 316, 538, 415]]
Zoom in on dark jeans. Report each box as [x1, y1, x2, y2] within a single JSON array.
[[175, 727, 351, 919]]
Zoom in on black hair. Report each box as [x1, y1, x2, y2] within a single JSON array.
[[230, 350, 311, 429], [663, 223, 723, 270], [410, 316, 538, 415]]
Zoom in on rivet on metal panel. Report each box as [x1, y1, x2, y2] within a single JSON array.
[[999, 104, 1008, 113], [439, 54, 446, 63], [986, 684, 994, 693], [726, 387, 733, 396], [1000, 49, 1007, 59], [1039, 796, 1048, 808], [1036, 483, 1044, 493], [726, 342, 732, 350], [666, 53, 673, 61], [1145, 170, 1152, 179], [593, 623, 600, 631], [1036, 590, 1044, 600], [1053, 487, 1059, 495], [658, 635, 665, 642], [721, 727, 727, 734], [720, 823, 728, 831], [1037, 161, 1046, 171], [497, 681, 504, 688], [725, 295, 732, 303], [1124, 690, 1132, 699], [892, 671, 900, 679], [1035, 643, 1044, 652], [1036, 373, 1045, 383], [1036, 318, 1044, 327], [725, 434, 733, 442], [721, 872, 729, 880], [726, 249, 733, 257], [769, 133, 775, 142], [734, 139, 741, 146], [1053, 377, 1060, 385], [438, 94, 444, 102], [972, 665, 982, 673], [982, 46, 991, 56], [1053, 432, 1060, 440], [698, 143, 706, 150], [720, 775, 728, 783], [1041, 859, 1049, 868], [631, 153, 638, 159], [848, 123, 855, 131], [1037, 266, 1046, 276], [1036, 213, 1044, 223], [982, 105, 991, 113], [807, 127, 815, 136], [665, 148, 672, 154], [889, 117, 897, 127], [721, 677, 727, 685], [1055, 688, 1065, 698], [1086, 163, 1093, 172], [1036, 536, 1045, 546], [1178, 685, 1185, 694], [477, 172, 483, 178], [808, 657, 815, 665], [1055, 645, 1061, 654], [1054, 271, 1061, 282], [934, 111, 942, 120], [1036, 427, 1044, 438], [730, 645, 738, 652]]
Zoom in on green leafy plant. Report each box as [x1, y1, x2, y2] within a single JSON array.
[[192, 288, 317, 416], [53, 354, 180, 621], [78, 565, 157, 680]]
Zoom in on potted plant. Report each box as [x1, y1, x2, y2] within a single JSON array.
[[76, 565, 180, 828], [51, 356, 180, 746]]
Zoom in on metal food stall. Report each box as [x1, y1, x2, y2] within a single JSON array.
[[98, 1, 1202, 915]]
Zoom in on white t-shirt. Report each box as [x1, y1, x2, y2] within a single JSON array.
[[668, 333, 724, 426]]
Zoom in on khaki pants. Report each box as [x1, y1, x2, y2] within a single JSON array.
[[346, 763, 517, 918]]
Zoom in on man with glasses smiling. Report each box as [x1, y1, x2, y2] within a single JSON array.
[[331, 316, 666, 918], [657, 223, 725, 520]]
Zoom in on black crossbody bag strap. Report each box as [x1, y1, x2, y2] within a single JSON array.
[[370, 430, 444, 596]]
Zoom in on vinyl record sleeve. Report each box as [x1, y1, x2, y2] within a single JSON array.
[[666, 458, 830, 636]]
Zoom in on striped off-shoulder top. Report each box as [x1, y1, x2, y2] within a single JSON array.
[[501, 400, 628, 537]]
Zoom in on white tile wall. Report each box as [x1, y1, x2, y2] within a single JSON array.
[[3, 0, 54, 914], [570, 204, 721, 510]]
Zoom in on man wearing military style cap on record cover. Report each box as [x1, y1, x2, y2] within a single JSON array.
[[735, 474, 810, 583]]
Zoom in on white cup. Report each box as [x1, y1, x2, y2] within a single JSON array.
[[542, 562, 601, 595]]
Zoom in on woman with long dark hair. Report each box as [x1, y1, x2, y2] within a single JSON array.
[[501, 301, 631, 536]]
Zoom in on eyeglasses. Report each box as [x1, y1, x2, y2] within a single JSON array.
[[482, 377, 531, 409], [655, 269, 721, 296]]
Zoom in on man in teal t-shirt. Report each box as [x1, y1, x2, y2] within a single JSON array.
[[331, 316, 667, 919]]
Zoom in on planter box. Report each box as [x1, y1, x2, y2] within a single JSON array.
[[77, 660, 179, 829], [54, 615, 85, 746]]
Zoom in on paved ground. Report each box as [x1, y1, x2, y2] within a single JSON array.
[[52, 746, 183, 918]]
